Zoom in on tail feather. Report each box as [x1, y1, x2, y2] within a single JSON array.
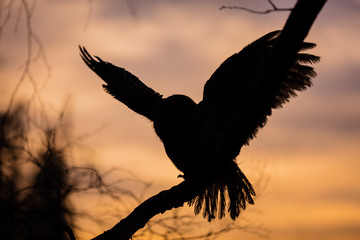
[[188, 161, 255, 221]]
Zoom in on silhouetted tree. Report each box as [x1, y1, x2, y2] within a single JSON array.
[[0, 104, 74, 240], [0, 103, 153, 240]]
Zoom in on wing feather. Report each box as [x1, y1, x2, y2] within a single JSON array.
[[79, 46, 163, 121], [198, 31, 319, 158]]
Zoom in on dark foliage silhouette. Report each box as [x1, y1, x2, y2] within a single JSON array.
[[79, 30, 319, 222], [0, 105, 75, 240], [0, 104, 150, 240]]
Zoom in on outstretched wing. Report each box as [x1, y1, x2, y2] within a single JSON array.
[[198, 31, 319, 157], [79, 46, 163, 121]]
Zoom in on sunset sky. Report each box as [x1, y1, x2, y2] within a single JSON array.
[[1, 0, 359, 239]]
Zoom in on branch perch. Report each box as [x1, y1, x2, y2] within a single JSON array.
[[92, 180, 202, 240]]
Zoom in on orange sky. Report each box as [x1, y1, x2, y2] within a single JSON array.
[[1, 0, 360, 239]]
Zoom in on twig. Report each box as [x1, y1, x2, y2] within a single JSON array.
[[219, 0, 292, 14]]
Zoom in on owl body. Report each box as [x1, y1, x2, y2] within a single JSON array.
[[79, 30, 319, 221]]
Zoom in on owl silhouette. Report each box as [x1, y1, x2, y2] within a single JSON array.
[[80, 30, 319, 221]]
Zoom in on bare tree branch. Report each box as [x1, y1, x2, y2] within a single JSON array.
[[92, 180, 202, 240], [219, 0, 292, 14], [0, 0, 14, 45], [1, 0, 51, 122]]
